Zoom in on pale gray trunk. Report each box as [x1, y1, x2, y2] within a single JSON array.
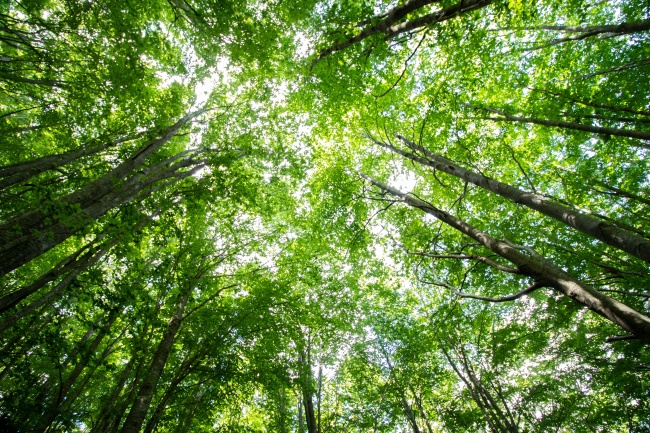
[[377, 135, 650, 263], [363, 175, 650, 343]]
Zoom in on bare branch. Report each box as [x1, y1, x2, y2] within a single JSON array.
[[407, 250, 521, 273], [424, 279, 548, 302]]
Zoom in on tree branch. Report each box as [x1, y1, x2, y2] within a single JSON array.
[[424, 279, 548, 302]]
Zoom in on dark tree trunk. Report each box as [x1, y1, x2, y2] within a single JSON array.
[[38, 312, 117, 431], [0, 240, 117, 334], [478, 105, 650, 145], [313, 0, 492, 66], [119, 291, 189, 433], [0, 108, 205, 276], [0, 153, 202, 277], [0, 132, 144, 190]]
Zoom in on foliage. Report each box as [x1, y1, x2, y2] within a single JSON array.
[[0, 0, 649, 432]]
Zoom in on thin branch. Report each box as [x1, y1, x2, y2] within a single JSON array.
[[605, 334, 638, 342], [424, 279, 548, 302], [374, 31, 428, 98], [407, 250, 521, 273]]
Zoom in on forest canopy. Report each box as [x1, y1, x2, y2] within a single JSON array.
[[1, 0, 649, 431]]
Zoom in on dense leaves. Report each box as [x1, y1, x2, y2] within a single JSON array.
[[1, 0, 649, 432]]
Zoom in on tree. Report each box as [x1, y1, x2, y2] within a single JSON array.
[[1, 0, 650, 431]]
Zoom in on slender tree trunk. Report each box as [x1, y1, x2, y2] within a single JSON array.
[[60, 326, 127, 414], [478, 106, 650, 144], [0, 239, 117, 334], [0, 108, 204, 274], [380, 347, 421, 433], [119, 291, 189, 433], [317, 366, 322, 433], [313, 0, 491, 66], [91, 353, 137, 433], [38, 312, 116, 431], [524, 19, 650, 51], [0, 132, 144, 190], [376, 135, 650, 263], [363, 174, 650, 343], [0, 242, 93, 313], [175, 388, 206, 433], [300, 348, 318, 433], [142, 351, 204, 433], [102, 355, 149, 433], [439, 341, 516, 433], [0, 153, 202, 277]]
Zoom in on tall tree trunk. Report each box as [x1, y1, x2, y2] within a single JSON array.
[[300, 348, 318, 433], [363, 174, 650, 343], [380, 346, 421, 433], [477, 105, 650, 145], [0, 153, 202, 277], [91, 352, 137, 433], [0, 239, 118, 334], [119, 291, 189, 433], [0, 242, 93, 313], [142, 351, 204, 433], [0, 132, 144, 190], [375, 135, 650, 263], [37, 312, 117, 431], [313, 0, 492, 66], [439, 340, 517, 433], [0, 108, 205, 275]]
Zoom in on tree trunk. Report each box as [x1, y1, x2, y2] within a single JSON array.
[[0, 152, 202, 277], [380, 346, 421, 433], [0, 239, 117, 334], [478, 106, 650, 144], [0, 132, 144, 190], [0, 242, 93, 313], [0, 108, 204, 274], [119, 291, 189, 433], [300, 349, 318, 433], [142, 351, 204, 433], [363, 174, 650, 343], [376, 135, 650, 263], [313, 0, 491, 66], [38, 312, 116, 431], [91, 353, 137, 433]]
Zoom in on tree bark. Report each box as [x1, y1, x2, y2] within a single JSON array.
[[477, 105, 650, 143], [313, 0, 491, 67], [0, 242, 93, 313], [0, 108, 205, 275], [375, 135, 650, 263], [0, 151, 203, 277], [38, 312, 116, 431], [119, 291, 189, 433], [0, 132, 144, 190], [524, 19, 650, 51], [362, 174, 650, 343], [142, 351, 204, 433], [0, 239, 117, 334]]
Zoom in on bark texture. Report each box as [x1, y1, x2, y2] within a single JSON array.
[[374, 135, 650, 263], [363, 174, 650, 343], [119, 292, 188, 433]]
